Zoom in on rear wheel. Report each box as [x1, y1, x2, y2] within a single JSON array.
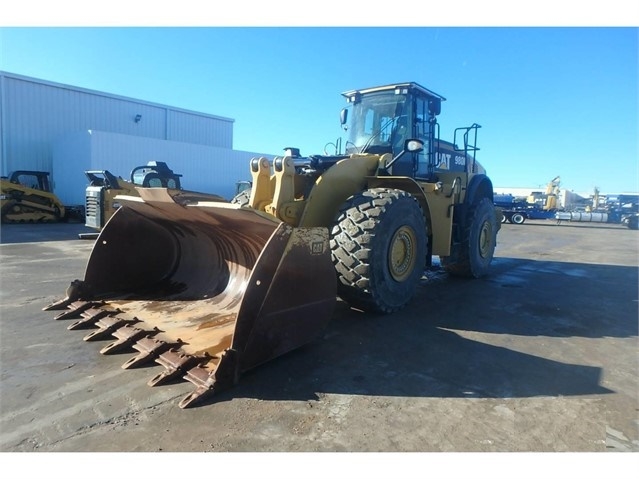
[[511, 212, 526, 224], [440, 197, 498, 278], [330, 188, 427, 313]]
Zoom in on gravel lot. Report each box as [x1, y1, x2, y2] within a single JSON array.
[[1, 220, 637, 475]]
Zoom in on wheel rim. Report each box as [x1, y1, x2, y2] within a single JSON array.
[[388, 225, 417, 282], [478, 221, 493, 259]]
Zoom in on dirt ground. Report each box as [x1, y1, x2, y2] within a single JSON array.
[[1, 220, 637, 474]]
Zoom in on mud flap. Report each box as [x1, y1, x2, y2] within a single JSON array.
[[44, 189, 336, 408]]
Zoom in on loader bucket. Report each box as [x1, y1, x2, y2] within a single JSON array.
[[44, 188, 336, 408]]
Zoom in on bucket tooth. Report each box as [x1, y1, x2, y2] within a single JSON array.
[[67, 308, 120, 331], [53, 301, 102, 321], [43, 297, 75, 311], [83, 315, 140, 342], [179, 366, 216, 409], [44, 280, 94, 311], [121, 336, 176, 370], [148, 349, 208, 387], [179, 349, 240, 408], [99, 325, 157, 355]]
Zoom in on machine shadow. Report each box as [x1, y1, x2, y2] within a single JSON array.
[[0, 222, 94, 244], [452, 256, 639, 339], [199, 256, 633, 407]]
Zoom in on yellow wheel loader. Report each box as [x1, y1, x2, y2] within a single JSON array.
[[44, 82, 500, 408], [1, 170, 68, 223]]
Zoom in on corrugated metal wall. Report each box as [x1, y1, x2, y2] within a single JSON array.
[[0, 72, 234, 177], [168, 110, 232, 148]]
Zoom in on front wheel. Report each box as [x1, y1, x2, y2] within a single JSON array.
[[440, 197, 498, 278], [330, 188, 427, 314]]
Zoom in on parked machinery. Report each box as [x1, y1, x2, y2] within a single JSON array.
[[84, 161, 225, 230], [494, 176, 561, 225], [45, 82, 501, 408], [0, 170, 83, 223], [556, 193, 639, 229]]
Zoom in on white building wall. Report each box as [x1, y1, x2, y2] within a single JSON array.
[[51, 131, 93, 206], [52, 130, 267, 206], [493, 187, 543, 198], [0, 72, 234, 176]]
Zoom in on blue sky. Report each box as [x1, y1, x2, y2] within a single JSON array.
[[1, 22, 637, 195]]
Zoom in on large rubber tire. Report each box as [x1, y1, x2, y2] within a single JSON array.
[[440, 197, 498, 278], [330, 188, 427, 314]]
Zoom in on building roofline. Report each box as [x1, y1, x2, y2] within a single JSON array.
[[0, 70, 235, 123]]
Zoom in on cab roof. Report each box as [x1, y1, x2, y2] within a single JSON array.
[[341, 82, 446, 101]]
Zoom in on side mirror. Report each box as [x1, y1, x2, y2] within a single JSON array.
[[340, 108, 348, 126], [382, 138, 425, 173], [428, 98, 441, 116], [404, 139, 424, 153]]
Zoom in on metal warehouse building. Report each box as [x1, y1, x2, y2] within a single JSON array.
[[0, 71, 272, 207]]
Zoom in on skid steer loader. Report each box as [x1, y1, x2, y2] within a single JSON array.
[[44, 82, 500, 408], [0, 170, 68, 223]]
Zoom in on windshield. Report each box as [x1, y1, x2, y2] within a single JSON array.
[[131, 168, 179, 188], [345, 92, 409, 154], [132, 169, 151, 186]]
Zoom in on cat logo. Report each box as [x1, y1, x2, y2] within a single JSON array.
[[311, 241, 325, 255], [436, 152, 451, 169]]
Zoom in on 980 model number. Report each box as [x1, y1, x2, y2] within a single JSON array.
[[436, 152, 467, 169]]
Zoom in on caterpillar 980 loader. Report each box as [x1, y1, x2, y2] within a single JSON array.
[[44, 82, 500, 408]]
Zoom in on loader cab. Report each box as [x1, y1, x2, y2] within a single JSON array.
[[9, 171, 53, 192], [130, 161, 182, 189], [341, 82, 445, 179]]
